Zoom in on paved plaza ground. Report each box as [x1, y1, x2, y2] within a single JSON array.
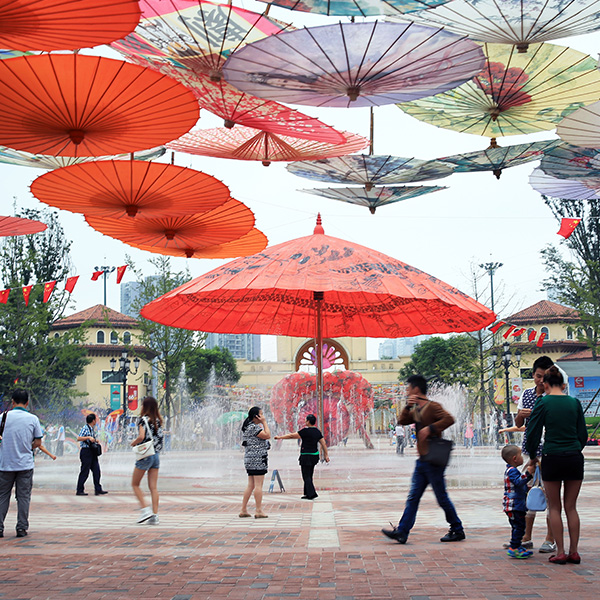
[[2, 443, 599, 600]]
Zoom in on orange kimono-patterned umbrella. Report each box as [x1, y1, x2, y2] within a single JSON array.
[[0, 54, 199, 157], [30, 160, 231, 218], [85, 198, 256, 249], [0, 215, 47, 236], [0, 0, 141, 51], [168, 126, 369, 166], [128, 227, 268, 258]]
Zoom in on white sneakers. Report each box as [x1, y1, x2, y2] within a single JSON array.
[[137, 506, 153, 524], [147, 515, 159, 525]]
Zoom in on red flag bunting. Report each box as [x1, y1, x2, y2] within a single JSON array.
[[43, 280, 56, 303], [536, 332, 547, 347], [502, 325, 516, 339], [65, 276, 79, 293], [91, 270, 104, 281], [116, 265, 127, 284], [528, 329, 537, 342], [22, 285, 33, 306], [0, 289, 9, 304], [557, 218, 581, 239], [512, 328, 526, 337], [488, 321, 505, 333]]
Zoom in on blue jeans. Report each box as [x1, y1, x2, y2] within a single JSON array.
[[397, 458, 463, 537]]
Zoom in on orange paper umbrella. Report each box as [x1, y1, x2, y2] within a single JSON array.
[[0, 0, 141, 51], [31, 160, 231, 218], [128, 227, 268, 258], [0, 215, 47, 236], [0, 54, 200, 157], [85, 198, 255, 248], [168, 126, 369, 166]]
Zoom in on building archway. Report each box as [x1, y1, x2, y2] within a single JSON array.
[[294, 338, 348, 372]]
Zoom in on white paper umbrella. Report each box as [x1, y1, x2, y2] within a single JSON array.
[[529, 168, 600, 200], [557, 100, 600, 149], [540, 144, 600, 180]]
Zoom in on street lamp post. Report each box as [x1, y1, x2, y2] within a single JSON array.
[[94, 265, 116, 306], [110, 350, 140, 417], [491, 341, 522, 422]]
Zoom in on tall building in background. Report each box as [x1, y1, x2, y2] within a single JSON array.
[[378, 335, 431, 359], [120, 277, 159, 318], [206, 333, 261, 361]]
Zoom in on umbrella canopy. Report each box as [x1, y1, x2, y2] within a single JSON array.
[[258, 0, 451, 17], [222, 21, 486, 108], [215, 411, 247, 426], [128, 227, 268, 259], [0, 146, 165, 170], [406, 0, 600, 51], [301, 184, 446, 213], [30, 160, 231, 218], [0, 54, 199, 157], [85, 198, 256, 249], [168, 126, 369, 166], [0, 0, 141, 51], [529, 168, 600, 200], [439, 139, 562, 179], [540, 144, 600, 180], [557, 100, 600, 149], [287, 155, 454, 190], [399, 43, 600, 138], [0, 216, 47, 236]]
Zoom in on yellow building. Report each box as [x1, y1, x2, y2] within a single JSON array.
[[51, 305, 156, 412]]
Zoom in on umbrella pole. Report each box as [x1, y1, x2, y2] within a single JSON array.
[[314, 291, 325, 451], [369, 107, 374, 155]]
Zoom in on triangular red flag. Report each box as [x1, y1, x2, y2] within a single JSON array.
[[528, 329, 537, 342], [163, 380, 167, 390], [65, 276, 79, 294], [502, 325, 516, 339], [557, 218, 581, 239], [0, 289, 10, 304], [22, 285, 33, 306], [43, 280, 56, 303], [489, 321, 505, 333], [512, 328, 526, 337], [116, 265, 127, 284], [91, 270, 104, 281], [536, 332, 547, 347]]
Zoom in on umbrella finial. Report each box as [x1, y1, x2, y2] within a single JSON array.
[[314, 213, 324, 234]]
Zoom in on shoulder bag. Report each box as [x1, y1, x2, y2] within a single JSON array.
[[132, 417, 155, 458], [89, 441, 103, 456], [414, 403, 453, 468], [526, 466, 547, 511]]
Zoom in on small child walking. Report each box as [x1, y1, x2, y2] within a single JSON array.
[[502, 444, 535, 559]]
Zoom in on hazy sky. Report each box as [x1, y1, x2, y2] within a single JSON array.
[[0, 3, 596, 360]]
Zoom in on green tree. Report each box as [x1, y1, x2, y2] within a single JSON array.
[[182, 347, 241, 397], [0, 208, 88, 407]]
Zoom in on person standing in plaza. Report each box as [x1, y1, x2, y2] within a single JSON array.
[[381, 375, 465, 544], [275, 414, 330, 500], [76, 413, 107, 496], [0, 389, 42, 538], [395, 422, 406, 455], [55, 424, 65, 457]]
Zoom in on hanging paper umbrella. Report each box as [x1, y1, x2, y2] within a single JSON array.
[[287, 155, 454, 190], [0, 0, 141, 51], [168, 126, 369, 166], [85, 198, 256, 248], [556, 100, 600, 149], [301, 185, 446, 213], [215, 411, 248, 426], [540, 144, 600, 180], [406, 0, 600, 52], [139, 215, 495, 436], [0, 216, 47, 237], [128, 227, 268, 259], [108, 408, 124, 419], [399, 43, 600, 139], [439, 139, 562, 179], [529, 168, 600, 200], [0, 54, 199, 157], [0, 146, 165, 170], [222, 21, 486, 108], [259, 0, 451, 17], [31, 161, 231, 218]]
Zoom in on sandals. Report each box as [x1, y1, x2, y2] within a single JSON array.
[[548, 554, 568, 564], [567, 552, 581, 564], [239, 512, 251, 518], [254, 513, 268, 519]]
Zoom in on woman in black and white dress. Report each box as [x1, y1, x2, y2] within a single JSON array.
[[240, 406, 271, 519]]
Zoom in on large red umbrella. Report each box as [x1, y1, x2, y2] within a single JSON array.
[[0, 216, 47, 236], [141, 215, 495, 433]]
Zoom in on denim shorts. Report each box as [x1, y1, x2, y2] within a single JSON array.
[[135, 453, 160, 471]]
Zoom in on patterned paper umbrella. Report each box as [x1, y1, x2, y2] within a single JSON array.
[[0, 0, 141, 51], [30, 161, 231, 219], [439, 139, 562, 179], [406, 0, 600, 52], [557, 100, 600, 149], [0, 146, 165, 170], [540, 144, 600, 180], [399, 43, 600, 139], [287, 155, 454, 190], [0, 54, 199, 157], [168, 126, 369, 166], [0, 216, 47, 237], [258, 0, 451, 17], [301, 184, 446, 213], [529, 168, 600, 200], [128, 227, 268, 258], [222, 21, 486, 108], [85, 198, 256, 248]]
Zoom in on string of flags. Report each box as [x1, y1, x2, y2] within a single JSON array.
[[0, 265, 127, 306], [489, 321, 546, 347]]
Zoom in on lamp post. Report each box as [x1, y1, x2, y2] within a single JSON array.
[[94, 265, 116, 306], [491, 341, 522, 417], [110, 350, 140, 417]]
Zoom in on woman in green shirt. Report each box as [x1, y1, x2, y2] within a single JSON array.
[[526, 366, 588, 565]]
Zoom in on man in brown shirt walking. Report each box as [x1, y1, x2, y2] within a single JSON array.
[[382, 375, 465, 544]]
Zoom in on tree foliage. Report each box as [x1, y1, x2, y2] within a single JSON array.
[[181, 347, 241, 397]]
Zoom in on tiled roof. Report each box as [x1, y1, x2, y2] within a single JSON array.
[[508, 300, 579, 324], [559, 348, 598, 361], [52, 305, 139, 330]]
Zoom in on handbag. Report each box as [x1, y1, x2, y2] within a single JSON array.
[[132, 417, 155, 458], [423, 437, 454, 468], [526, 466, 547, 511], [89, 441, 102, 457]]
